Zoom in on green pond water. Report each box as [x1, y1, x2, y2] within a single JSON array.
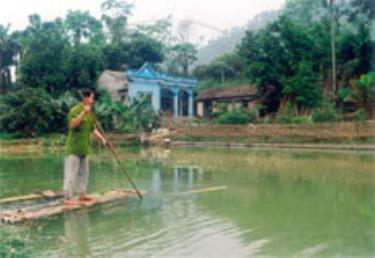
[[0, 147, 374, 257]]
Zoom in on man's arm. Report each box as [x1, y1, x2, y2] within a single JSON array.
[[69, 105, 91, 129], [69, 111, 86, 129], [91, 129, 108, 146]]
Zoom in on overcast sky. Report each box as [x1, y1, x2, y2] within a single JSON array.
[[1, 0, 285, 32]]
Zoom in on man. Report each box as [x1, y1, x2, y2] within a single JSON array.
[[64, 88, 108, 205]]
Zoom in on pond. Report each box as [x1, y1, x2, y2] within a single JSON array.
[[0, 147, 374, 257]]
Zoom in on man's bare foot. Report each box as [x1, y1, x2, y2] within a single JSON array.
[[64, 198, 77, 206], [79, 194, 95, 202]]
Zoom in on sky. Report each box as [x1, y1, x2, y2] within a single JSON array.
[[0, 0, 285, 32]]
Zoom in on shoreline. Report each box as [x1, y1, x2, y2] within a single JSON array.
[[170, 141, 375, 151]]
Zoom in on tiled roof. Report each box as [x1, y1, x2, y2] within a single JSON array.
[[197, 85, 258, 101]]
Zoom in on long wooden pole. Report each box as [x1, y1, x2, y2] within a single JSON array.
[[78, 91, 143, 200]]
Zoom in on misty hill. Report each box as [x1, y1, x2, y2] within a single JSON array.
[[195, 10, 280, 65]]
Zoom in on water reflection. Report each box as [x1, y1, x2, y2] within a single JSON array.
[[0, 147, 373, 257], [63, 211, 91, 258]]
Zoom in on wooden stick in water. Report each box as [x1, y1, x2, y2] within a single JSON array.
[[0, 191, 63, 204]]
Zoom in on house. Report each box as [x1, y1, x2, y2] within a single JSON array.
[[97, 70, 129, 104], [126, 63, 198, 117], [196, 85, 259, 117]]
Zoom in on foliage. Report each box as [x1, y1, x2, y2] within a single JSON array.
[[281, 61, 323, 110], [352, 108, 368, 122], [63, 44, 104, 91], [0, 87, 59, 136], [102, 34, 164, 70], [311, 101, 342, 122], [101, 0, 133, 44], [16, 15, 70, 96], [193, 52, 244, 83], [236, 0, 373, 115], [0, 24, 19, 93], [169, 43, 197, 75], [95, 91, 160, 133], [216, 108, 255, 124], [128, 96, 161, 132], [0, 132, 22, 139], [65, 10, 104, 46], [338, 72, 375, 116], [276, 102, 313, 124], [123, 33, 164, 68], [0, 226, 35, 257], [14, 14, 104, 97]]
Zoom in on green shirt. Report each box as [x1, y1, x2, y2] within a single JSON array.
[[65, 103, 96, 156]]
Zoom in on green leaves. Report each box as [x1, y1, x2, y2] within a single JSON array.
[[0, 88, 57, 136], [94, 92, 160, 133], [169, 43, 198, 75]]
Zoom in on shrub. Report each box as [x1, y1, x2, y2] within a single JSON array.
[[95, 92, 160, 133], [312, 101, 341, 123], [211, 102, 228, 118], [216, 108, 253, 124], [0, 133, 22, 140], [0, 88, 58, 137], [276, 102, 313, 124], [130, 96, 160, 132], [352, 108, 368, 122]]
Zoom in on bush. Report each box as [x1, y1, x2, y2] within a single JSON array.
[[130, 96, 160, 132], [0, 133, 22, 140], [276, 102, 313, 124], [216, 108, 254, 124], [312, 101, 341, 123], [0, 88, 59, 137], [352, 108, 368, 122], [95, 92, 160, 133]]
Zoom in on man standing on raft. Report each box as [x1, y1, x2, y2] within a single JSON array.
[[63, 88, 108, 205]]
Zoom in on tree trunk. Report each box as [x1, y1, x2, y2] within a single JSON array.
[[330, 0, 337, 93], [0, 54, 4, 94], [183, 64, 188, 76], [220, 65, 225, 83]]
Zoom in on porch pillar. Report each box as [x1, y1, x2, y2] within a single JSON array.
[[187, 88, 194, 117], [171, 87, 180, 117]]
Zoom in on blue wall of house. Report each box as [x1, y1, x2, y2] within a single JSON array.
[[127, 63, 198, 116], [128, 81, 161, 111]]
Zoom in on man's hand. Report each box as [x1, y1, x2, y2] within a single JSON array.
[[83, 105, 91, 113], [101, 138, 113, 149]]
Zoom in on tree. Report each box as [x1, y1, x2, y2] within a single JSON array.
[[350, 0, 375, 19], [17, 15, 69, 96], [169, 43, 197, 75], [238, 15, 322, 112], [65, 10, 104, 47], [101, 0, 133, 44], [102, 33, 164, 70], [193, 52, 243, 83], [135, 16, 173, 44], [63, 44, 104, 91], [124, 33, 164, 68], [0, 88, 57, 136], [0, 24, 19, 94], [17, 14, 104, 96]]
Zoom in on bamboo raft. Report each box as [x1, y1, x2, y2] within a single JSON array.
[[0, 189, 139, 224]]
